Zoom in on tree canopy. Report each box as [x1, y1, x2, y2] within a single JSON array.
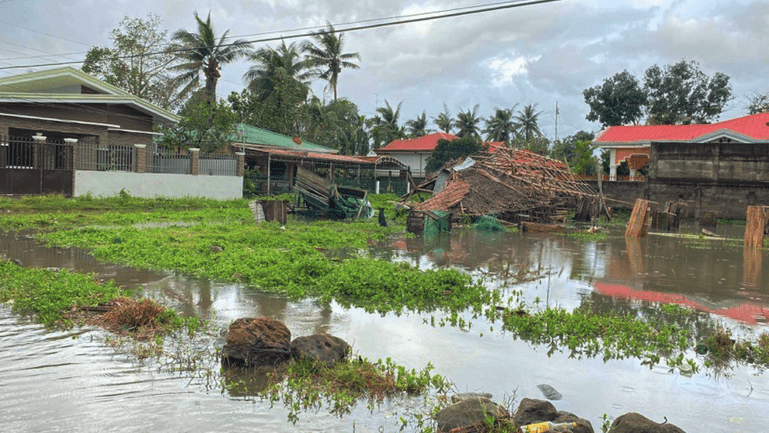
[[583, 70, 647, 128], [583, 60, 732, 127], [82, 14, 187, 111], [425, 136, 487, 173]]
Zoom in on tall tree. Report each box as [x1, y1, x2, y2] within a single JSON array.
[[375, 100, 405, 144], [406, 111, 430, 138], [171, 11, 252, 103], [644, 60, 732, 125], [82, 14, 186, 111], [302, 23, 360, 101], [433, 103, 454, 133], [583, 70, 647, 127], [455, 104, 482, 139], [484, 105, 519, 143], [514, 104, 543, 141], [158, 95, 238, 152], [243, 40, 311, 101]]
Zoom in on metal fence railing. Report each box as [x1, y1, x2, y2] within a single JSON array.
[[77, 141, 135, 172], [151, 149, 190, 174], [0, 136, 35, 169], [200, 152, 237, 176]]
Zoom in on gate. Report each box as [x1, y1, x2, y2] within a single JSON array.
[[0, 136, 74, 196]]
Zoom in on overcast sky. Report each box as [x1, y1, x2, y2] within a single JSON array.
[[2, 0, 767, 140]]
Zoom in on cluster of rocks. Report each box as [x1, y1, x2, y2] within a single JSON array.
[[221, 317, 687, 433], [435, 395, 687, 433], [220, 317, 350, 368]]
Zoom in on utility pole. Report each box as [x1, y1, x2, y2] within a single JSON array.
[[554, 101, 559, 142]]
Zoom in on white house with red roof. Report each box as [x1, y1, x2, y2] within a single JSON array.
[[375, 132, 503, 177], [593, 113, 769, 179]]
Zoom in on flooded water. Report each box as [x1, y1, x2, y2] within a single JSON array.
[[1, 224, 769, 432]]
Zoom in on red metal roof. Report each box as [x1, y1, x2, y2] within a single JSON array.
[[376, 132, 459, 152], [594, 112, 769, 145]]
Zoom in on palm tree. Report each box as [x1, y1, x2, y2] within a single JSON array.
[[244, 40, 311, 101], [406, 111, 430, 138], [171, 11, 252, 103], [376, 100, 405, 144], [433, 103, 454, 133], [302, 23, 360, 102], [515, 104, 544, 142], [484, 105, 519, 143], [455, 105, 482, 139]]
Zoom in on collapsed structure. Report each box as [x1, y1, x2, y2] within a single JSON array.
[[402, 147, 601, 227]]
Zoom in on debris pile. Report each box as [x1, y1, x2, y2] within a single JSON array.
[[404, 148, 599, 224]]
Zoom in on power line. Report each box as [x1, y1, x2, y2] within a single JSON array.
[[0, 0, 561, 71]]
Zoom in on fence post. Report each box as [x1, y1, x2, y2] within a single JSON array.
[[625, 199, 652, 238], [135, 144, 147, 173], [189, 148, 200, 175], [236, 152, 245, 177]]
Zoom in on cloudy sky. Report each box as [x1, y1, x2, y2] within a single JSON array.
[[1, 0, 767, 140]]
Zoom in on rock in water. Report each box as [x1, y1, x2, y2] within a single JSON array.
[[537, 384, 563, 400], [221, 317, 292, 367], [435, 397, 509, 432], [290, 334, 350, 367], [610, 413, 686, 433]]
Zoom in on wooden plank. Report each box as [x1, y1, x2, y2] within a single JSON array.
[[744, 205, 769, 248], [355, 191, 368, 220], [625, 199, 651, 238]]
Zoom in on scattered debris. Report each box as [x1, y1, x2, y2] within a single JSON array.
[[294, 167, 373, 219]]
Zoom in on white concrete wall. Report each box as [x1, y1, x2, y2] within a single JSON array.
[[75, 171, 242, 199], [387, 152, 429, 176]]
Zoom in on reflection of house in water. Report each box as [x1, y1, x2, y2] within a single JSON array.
[[595, 237, 769, 325]]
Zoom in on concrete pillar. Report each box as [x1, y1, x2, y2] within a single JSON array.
[[376, 180, 380, 194], [189, 148, 200, 175], [629, 168, 637, 179], [64, 138, 78, 197], [32, 134, 46, 169], [609, 148, 617, 180], [135, 144, 147, 173], [236, 152, 245, 177]]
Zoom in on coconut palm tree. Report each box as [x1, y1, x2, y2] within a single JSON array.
[[171, 11, 252, 103], [484, 105, 519, 143], [455, 104, 482, 139], [433, 103, 454, 133], [406, 111, 431, 138], [515, 104, 544, 142], [243, 40, 311, 101], [302, 23, 360, 102], [376, 100, 405, 144]]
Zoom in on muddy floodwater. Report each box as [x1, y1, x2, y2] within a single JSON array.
[[1, 224, 769, 432]]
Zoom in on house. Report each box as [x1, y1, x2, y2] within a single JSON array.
[[235, 124, 408, 195], [375, 132, 504, 178], [593, 112, 769, 179], [0, 67, 243, 199], [0, 66, 178, 146]]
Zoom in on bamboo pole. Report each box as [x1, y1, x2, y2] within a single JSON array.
[[744, 206, 769, 248], [625, 199, 651, 238]]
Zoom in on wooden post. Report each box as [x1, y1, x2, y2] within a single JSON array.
[[744, 206, 769, 248], [625, 199, 651, 238]]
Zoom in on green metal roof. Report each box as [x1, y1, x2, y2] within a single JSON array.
[[236, 123, 336, 153]]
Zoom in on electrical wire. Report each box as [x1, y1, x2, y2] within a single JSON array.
[[0, 0, 561, 70]]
